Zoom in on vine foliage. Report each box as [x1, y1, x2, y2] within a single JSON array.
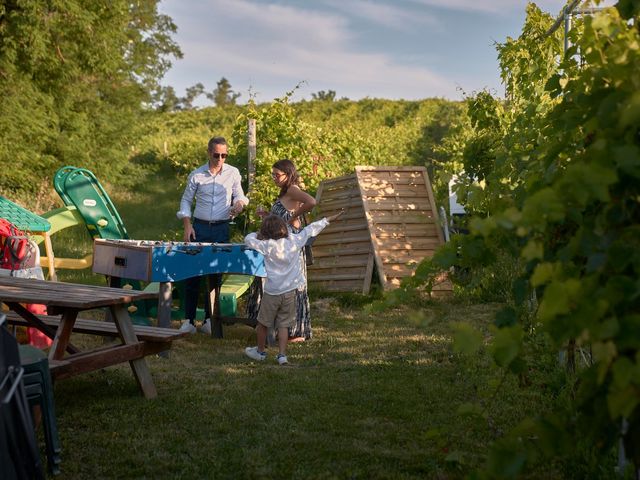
[[407, 2, 640, 476]]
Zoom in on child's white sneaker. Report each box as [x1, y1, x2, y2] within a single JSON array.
[[200, 318, 212, 335], [276, 354, 288, 365], [179, 320, 196, 334], [245, 346, 266, 361]]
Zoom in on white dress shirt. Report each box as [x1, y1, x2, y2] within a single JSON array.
[[177, 163, 249, 221], [244, 218, 329, 295]]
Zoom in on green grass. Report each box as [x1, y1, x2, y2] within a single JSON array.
[[25, 163, 558, 478], [48, 300, 557, 479]]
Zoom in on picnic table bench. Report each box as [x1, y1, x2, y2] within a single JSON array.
[[0, 276, 185, 398], [4, 312, 185, 379]]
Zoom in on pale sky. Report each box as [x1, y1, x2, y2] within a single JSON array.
[[157, 0, 608, 105]]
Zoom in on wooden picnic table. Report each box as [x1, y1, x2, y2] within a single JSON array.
[[0, 276, 182, 399]]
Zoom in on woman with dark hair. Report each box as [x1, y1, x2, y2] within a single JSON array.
[[247, 159, 317, 342]]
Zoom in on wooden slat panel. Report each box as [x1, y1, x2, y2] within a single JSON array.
[[317, 186, 361, 201], [317, 200, 363, 212], [319, 174, 357, 188], [358, 178, 428, 187], [309, 175, 372, 293], [307, 272, 367, 282], [308, 167, 451, 296], [310, 255, 372, 269], [319, 221, 369, 234], [314, 230, 372, 245], [367, 211, 438, 224], [360, 186, 431, 196], [312, 244, 372, 257], [377, 250, 439, 265], [308, 279, 366, 292], [373, 237, 442, 250], [362, 199, 434, 211], [382, 263, 420, 276], [355, 166, 450, 294], [373, 224, 440, 237]]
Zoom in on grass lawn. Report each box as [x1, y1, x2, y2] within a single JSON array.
[[45, 297, 556, 479]]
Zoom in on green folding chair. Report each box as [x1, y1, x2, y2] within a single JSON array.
[[18, 345, 61, 475]]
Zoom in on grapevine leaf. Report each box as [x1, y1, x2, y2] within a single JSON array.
[[531, 262, 554, 287], [611, 357, 634, 389], [521, 188, 565, 228], [614, 145, 640, 179], [521, 239, 543, 261], [489, 325, 523, 368], [559, 162, 617, 205], [619, 91, 640, 129], [494, 306, 517, 328], [537, 280, 581, 322], [593, 341, 618, 384], [607, 386, 638, 419], [451, 322, 483, 355]]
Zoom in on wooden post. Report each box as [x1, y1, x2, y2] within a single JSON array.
[[247, 119, 256, 192]]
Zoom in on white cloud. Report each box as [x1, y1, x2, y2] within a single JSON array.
[[162, 0, 458, 101], [321, 0, 438, 30], [406, 0, 529, 15], [173, 0, 351, 49], [405, 0, 614, 15]]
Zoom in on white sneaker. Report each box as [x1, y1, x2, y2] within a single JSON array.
[[276, 354, 288, 365], [179, 320, 196, 334], [200, 318, 212, 335], [245, 346, 266, 361]]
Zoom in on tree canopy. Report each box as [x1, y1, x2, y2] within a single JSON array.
[[208, 77, 241, 107], [0, 0, 181, 194]]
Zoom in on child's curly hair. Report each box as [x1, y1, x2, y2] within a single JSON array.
[[257, 215, 289, 240]]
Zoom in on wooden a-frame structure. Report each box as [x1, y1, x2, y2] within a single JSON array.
[[308, 166, 452, 296]]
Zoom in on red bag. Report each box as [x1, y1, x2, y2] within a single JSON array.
[[0, 218, 50, 347], [0, 218, 29, 269]]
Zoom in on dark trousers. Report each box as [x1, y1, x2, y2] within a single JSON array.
[[184, 221, 230, 321]]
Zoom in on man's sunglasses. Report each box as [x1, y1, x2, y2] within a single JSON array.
[[212, 153, 228, 159]]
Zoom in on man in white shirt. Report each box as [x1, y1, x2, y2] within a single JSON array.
[[176, 136, 249, 334]]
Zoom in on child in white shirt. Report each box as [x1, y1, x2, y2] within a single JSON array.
[[244, 211, 343, 365]]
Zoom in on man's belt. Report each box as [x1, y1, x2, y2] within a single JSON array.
[[193, 218, 230, 226]]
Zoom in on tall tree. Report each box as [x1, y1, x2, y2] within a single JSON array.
[[181, 82, 205, 110], [311, 90, 336, 101], [206, 77, 241, 107], [155, 85, 180, 113], [0, 0, 182, 195]]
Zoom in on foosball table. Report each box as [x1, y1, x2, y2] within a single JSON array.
[[92, 239, 266, 337]]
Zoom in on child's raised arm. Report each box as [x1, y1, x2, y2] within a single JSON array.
[[326, 209, 345, 223]]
